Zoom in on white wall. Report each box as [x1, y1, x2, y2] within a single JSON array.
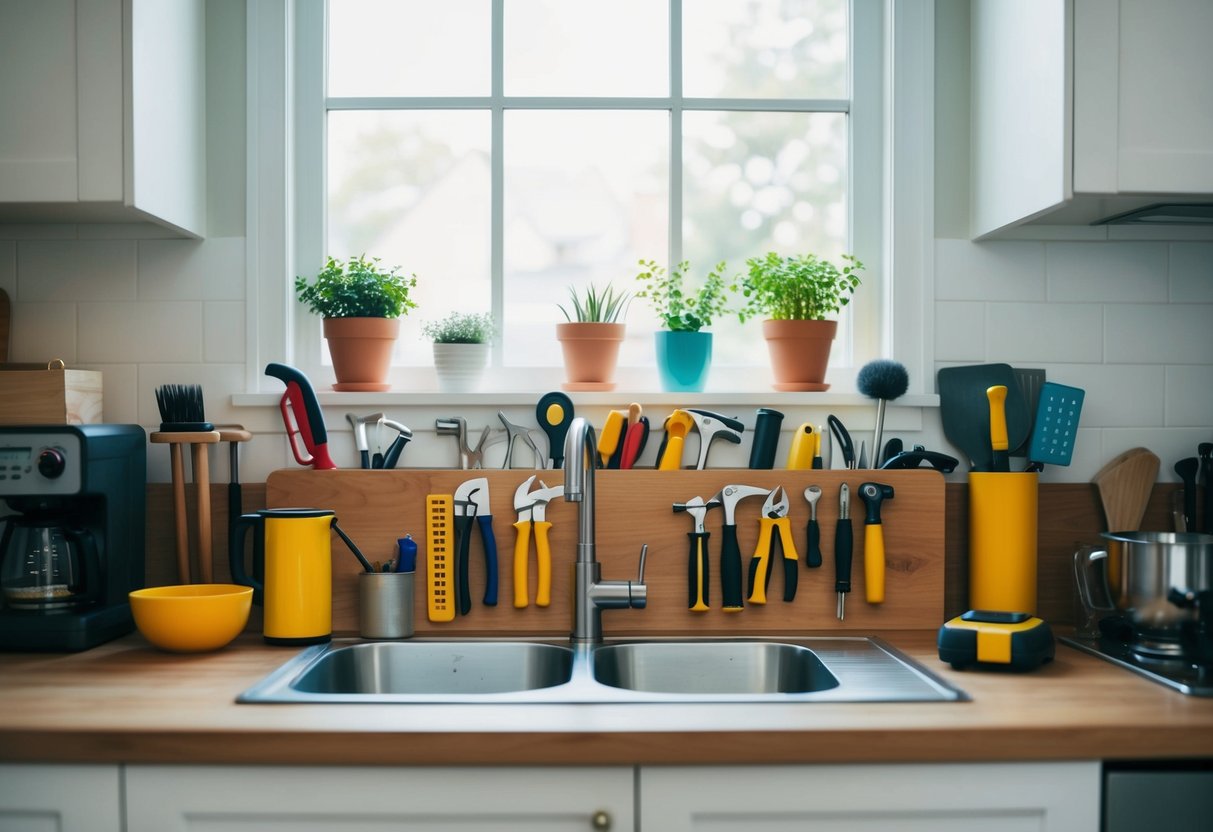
[[1, 0, 1209, 486]]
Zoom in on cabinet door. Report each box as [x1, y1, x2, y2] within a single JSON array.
[[126, 764, 634, 832], [640, 762, 1100, 831], [0, 764, 121, 832]]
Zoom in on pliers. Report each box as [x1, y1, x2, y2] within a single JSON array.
[[746, 486, 800, 604], [512, 475, 564, 608]]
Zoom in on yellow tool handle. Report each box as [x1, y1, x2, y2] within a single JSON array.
[[987, 385, 1009, 451], [512, 520, 532, 609], [426, 494, 455, 622], [533, 520, 553, 607], [689, 532, 710, 613], [658, 434, 686, 471], [598, 410, 626, 466], [864, 523, 886, 604], [747, 519, 775, 605], [786, 423, 815, 470]]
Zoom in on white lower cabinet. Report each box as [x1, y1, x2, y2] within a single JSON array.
[[124, 765, 634, 832], [0, 764, 121, 832], [638, 762, 1101, 831]]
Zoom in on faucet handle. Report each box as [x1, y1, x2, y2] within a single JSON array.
[[636, 543, 648, 584]]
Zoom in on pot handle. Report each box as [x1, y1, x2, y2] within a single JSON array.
[[1073, 546, 1114, 638]]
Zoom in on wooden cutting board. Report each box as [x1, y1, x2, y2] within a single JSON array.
[[1091, 448, 1160, 532]]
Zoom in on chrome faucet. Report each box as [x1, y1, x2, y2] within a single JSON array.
[[564, 417, 647, 643]]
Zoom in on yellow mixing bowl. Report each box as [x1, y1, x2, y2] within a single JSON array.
[[129, 584, 253, 653]]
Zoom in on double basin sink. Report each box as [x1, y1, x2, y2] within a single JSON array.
[[239, 636, 967, 704]]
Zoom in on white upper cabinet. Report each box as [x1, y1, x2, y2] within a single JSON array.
[[0, 0, 205, 237], [970, 0, 1213, 239]]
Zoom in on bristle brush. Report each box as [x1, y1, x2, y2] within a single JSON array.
[[857, 360, 909, 469]]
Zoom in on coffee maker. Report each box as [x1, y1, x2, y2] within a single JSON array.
[[0, 424, 146, 651]]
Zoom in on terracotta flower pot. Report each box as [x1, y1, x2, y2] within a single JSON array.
[[556, 322, 625, 392], [322, 317, 400, 392], [761, 319, 837, 392]]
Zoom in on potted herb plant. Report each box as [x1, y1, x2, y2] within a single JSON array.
[[556, 283, 630, 391], [635, 259, 732, 392], [296, 255, 418, 391], [422, 312, 494, 393], [736, 251, 864, 391]]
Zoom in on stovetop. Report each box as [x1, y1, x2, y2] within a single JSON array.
[[1061, 634, 1213, 697]]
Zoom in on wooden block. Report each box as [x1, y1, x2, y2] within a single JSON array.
[[0, 365, 102, 424], [267, 469, 947, 638]]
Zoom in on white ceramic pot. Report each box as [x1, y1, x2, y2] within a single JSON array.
[[432, 343, 489, 393]]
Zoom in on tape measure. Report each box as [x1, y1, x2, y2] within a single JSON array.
[[426, 494, 455, 622], [937, 610, 1055, 671]]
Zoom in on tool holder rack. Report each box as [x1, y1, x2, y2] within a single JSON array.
[[267, 468, 945, 638]]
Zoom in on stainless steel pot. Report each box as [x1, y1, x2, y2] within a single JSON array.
[[1075, 531, 1213, 639]]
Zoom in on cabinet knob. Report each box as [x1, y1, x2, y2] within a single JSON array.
[[591, 809, 612, 830]]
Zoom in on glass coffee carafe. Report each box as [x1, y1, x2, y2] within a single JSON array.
[[0, 513, 101, 612]]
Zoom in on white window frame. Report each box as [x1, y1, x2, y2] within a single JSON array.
[[244, 0, 934, 403]]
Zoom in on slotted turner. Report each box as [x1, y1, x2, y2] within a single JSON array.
[[1028, 382, 1084, 467]]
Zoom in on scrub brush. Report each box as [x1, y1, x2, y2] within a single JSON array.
[[155, 384, 215, 432], [857, 360, 909, 468]]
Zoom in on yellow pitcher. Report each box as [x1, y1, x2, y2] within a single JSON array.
[[230, 508, 365, 645]]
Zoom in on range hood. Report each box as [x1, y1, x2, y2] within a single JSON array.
[[1096, 203, 1213, 226]]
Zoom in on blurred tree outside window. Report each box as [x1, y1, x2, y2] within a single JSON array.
[[321, 0, 854, 373]]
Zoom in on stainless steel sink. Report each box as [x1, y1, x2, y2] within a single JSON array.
[[238, 637, 967, 704]]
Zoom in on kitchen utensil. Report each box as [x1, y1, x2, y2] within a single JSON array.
[[747, 407, 784, 469], [1026, 382, 1084, 469], [151, 385, 220, 584], [827, 415, 854, 469], [129, 584, 252, 653], [1092, 448, 1160, 532], [598, 409, 626, 467], [858, 482, 894, 604], [857, 359, 909, 469], [358, 571, 414, 639], [0, 288, 9, 363], [937, 364, 1030, 471], [536, 391, 574, 468], [1174, 457, 1199, 533], [1074, 531, 1213, 644], [835, 483, 853, 619], [969, 472, 1038, 615], [986, 385, 1010, 472], [265, 363, 336, 469], [880, 437, 903, 467], [0, 425, 146, 652], [938, 610, 1054, 671], [230, 508, 370, 645], [1010, 367, 1047, 456], [619, 403, 649, 470]]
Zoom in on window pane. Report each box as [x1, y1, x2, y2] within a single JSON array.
[[328, 0, 490, 97], [682, 110, 849, 367], [683, 0, 848, 99], [503, 111, 668, 367], [328, 111, 491, 365], [504, 0, 668, 96]]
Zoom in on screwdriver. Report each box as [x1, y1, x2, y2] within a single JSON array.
[[835, 483, 853, 620]]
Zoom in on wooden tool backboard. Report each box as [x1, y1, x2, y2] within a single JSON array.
[[266, 468, 945, 637]]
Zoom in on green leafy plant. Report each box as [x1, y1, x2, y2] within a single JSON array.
[[735, 251, 864, 322], [422, 312, 494, 344], [634, 260, 733, 332], [295, 255, 419, 318], [558, 282, 631, 323]]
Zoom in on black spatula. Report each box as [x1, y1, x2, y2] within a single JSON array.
[[937, 363, 1030, 471]]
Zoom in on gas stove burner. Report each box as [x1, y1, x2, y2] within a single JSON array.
[[1061, 634, 1213, 697], [1129, 633, 1190, 659]]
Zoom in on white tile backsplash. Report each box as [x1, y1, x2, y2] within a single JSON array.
[[933, 301, 987, 361], [1046, 241, 1168, 303], [1165, 365, 1213, 427], [1170, 242, 1213, 303], [204, 301, 246, 363], [1104, 303, 1213, 364], [10, 301, 77, 363], [77, 301, 204, 363], [984, 301, 1104, 363], [935, 239, 1046, 301], [17, 240, 137, 301], [137, 237, 245, 301]]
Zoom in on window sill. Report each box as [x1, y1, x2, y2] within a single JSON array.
[[232, 390, 941, 409]]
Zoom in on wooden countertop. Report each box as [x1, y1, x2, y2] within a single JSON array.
[[1, 632, 1210, 767]]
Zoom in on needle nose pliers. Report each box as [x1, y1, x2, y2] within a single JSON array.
[[747, 486, 800, 604], [512, 475, 564, 608]]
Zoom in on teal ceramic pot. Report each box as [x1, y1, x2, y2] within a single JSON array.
[[655, 331, 713, 392]]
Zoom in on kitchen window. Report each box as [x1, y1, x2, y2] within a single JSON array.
[[246, 0, 933, 398]]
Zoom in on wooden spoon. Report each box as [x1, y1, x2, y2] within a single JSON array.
[[1091, 447, 1160, 532]]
